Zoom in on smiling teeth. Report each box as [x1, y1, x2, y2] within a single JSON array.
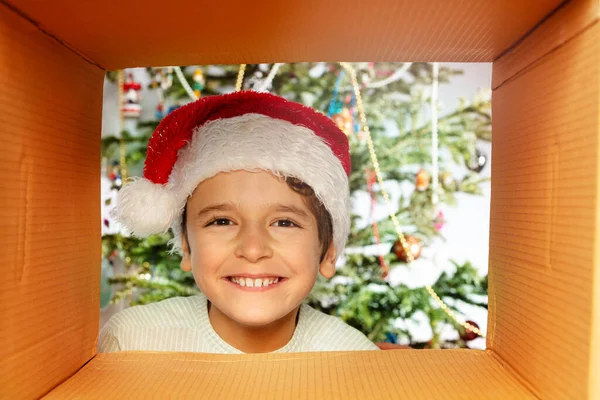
[[230, 277, 279, 287]]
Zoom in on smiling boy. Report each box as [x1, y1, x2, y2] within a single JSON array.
[[98, 91, 379, 353]]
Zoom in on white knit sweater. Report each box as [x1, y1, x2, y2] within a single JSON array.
[[98, 293, 379, 353]]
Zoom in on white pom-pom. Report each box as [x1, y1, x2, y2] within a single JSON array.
[[113, 178, 180, 236]]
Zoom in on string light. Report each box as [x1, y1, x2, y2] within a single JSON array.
[[235, 64, 246, 92], [257, 63, 283, 92], [174, 66, 199, 101], [340, 62, 484, 338]]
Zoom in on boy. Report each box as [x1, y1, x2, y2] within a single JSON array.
[[99, 91, 379, 353]]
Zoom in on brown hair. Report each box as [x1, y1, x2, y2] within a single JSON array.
[[181, 177, 333, 261]]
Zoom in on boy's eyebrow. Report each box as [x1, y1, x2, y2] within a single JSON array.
[[196, 203, 236, 218], [274, 204, 310, 219], [195, 202, 310, 219]]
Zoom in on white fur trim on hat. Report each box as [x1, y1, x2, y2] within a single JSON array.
[[118, 113, 350, 259], [113, 177, 181, 236]]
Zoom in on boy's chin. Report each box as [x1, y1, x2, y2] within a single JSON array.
[[228, 308, 291, 328], [234, 312, 285, 328]]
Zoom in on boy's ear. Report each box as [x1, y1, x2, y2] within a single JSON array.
[[180, 233, 192, 272], [319, 242, 336, 279]]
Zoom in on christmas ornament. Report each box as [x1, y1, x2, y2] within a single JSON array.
[[159, 67, 174, 91], [121, 73, 142, 118], [466, 147, 488, 173], [327, 70, 346, 117], [108, 160, 122, 189], [331, 107, 353, 135], [192, 68, 205, 98], [415, 169, 429, 191], [151, 68, 173, 119], [391, 235, 422, 262], [459, 320, 481, 341]]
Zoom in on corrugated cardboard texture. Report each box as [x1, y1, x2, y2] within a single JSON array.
[[3, 0, 600, 399], [489, 13, 600, 400], [0, 4, 104, 399], [44, 350, 536, 399], [493, 0, 600, 90], [7, 0, 563, 69]]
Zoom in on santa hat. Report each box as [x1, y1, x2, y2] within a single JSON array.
[[114, 91, 351, 257]]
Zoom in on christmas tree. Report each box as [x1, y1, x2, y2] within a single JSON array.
[[101, 63, 490, 348]]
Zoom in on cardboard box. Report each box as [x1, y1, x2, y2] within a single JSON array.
[[1, 0, 598, 398]]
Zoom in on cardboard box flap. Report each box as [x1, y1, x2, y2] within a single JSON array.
[[488, 1, 600, 398], [493, 0, 600, 89], [9, 0, 563, 69], [44, 350, 537, 399], [0, 4, 102, 400]]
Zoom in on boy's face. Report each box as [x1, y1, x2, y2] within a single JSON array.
[[181, 170, 336, 327]]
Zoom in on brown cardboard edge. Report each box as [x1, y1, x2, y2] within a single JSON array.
[[45, 350, 540, 399], [492, 0, 600, 90], [1, 0, 105, 70], [591, 90, 600, 400], [39, 354, 100, 398], [486, 349, 542, 400]]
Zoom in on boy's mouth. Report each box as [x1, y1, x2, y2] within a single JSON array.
[[226, 276, 286, 289]]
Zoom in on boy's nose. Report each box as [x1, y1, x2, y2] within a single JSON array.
[[234, 225, 273, 263]]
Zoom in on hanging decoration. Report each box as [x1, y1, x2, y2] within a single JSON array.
[[235, 64, 247, 92], [459, 320, 481, 341], [121, 72, 142, 119], [391, 234, 422, 262], [466, 147, 488, 173], [108, 160, 123, 190], [151, 67, 173, 119], [327, 71, 356, 136], [415, 169, 430, 191], [192, 68, 205, 98], [340, 62, 485, 339], [331, 108, 354, 136]]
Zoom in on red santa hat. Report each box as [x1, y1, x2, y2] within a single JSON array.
[[114, 91, 351, 257]]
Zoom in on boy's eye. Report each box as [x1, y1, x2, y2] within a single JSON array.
[[273, 219, 298, 228], [207, 218, 233, 226]]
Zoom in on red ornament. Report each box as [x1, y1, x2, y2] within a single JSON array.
[[460, 320, 481, 341], [391, 235, 422, 262], [122, 73, 142, 119]]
